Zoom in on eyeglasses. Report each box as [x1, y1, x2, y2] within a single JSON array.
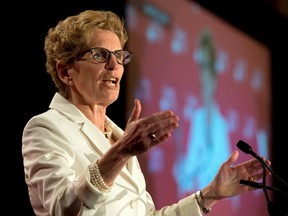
[[79, 47, 133, 65]]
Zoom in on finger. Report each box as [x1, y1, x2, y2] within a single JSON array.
[[148, 121, 179, 144], [224, 150, 239, 167], [238, 158, 262, 170], [151, 110, 176, 121], [238, 158, 270, 181], [250, 173, 264, 182], [146, 115, 179, 137], [142, 110, 179, 128], [247, 160, 272, 177], [127, 99, 141, 124], [150, 132, 172, 145]]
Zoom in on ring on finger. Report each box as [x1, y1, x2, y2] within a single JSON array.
[[248, 176, 255, 182], [149, 133, 157, 142]]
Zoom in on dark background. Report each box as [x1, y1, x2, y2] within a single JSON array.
[[9, 0, 287, 215]]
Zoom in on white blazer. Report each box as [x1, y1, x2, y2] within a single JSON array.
[[22, 93, 201, 216]]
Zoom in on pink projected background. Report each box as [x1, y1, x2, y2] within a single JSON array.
[[125, 0, 272, 215]]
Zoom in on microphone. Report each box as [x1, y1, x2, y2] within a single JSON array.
[[236, 140, 253, 154], [237, 140, 288, 216], [236, 140, 288, 187], [236, 140, 270, 170], [240, 179, 288, 196], [240, 179, 263, 189]]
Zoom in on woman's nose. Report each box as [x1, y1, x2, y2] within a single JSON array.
[[105, 54, 119, 70]]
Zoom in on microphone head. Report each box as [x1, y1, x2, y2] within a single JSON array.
[[237, 140, 253, 154]]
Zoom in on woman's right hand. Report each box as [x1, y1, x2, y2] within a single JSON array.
[[120, 99, 179, 156], [98, 99, 179, 185]]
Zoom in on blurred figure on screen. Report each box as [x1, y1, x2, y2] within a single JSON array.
[[174, 28, 231, 196]]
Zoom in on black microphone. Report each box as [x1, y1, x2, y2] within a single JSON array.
[[236, 140, 253, 154], [240, 179, 263, 189], [237, 140, 288, 187], [236, 140, 267, 167], [237, 140, 288, 216], [240, 179, 288, 196]]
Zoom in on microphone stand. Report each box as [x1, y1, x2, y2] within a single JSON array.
[[250, 151, 288, 189], [237, 140, 288, 216], [240, 173, 285, 216], [239, 180, 288, 196], [261, 163, 276, 216], [237, 140, 288, 188]]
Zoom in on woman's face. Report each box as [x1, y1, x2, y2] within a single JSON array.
[[67, 29, 125, 107]]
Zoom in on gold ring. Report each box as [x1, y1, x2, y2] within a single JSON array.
[[248, 176, 255, 182], [149, 133, 156, 142]]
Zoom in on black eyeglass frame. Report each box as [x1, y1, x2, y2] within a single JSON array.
[[78, 47, 133, 65]]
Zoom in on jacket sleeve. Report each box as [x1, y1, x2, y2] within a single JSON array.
[[22, 114, 109, 216], [151, 192, 202, 216]]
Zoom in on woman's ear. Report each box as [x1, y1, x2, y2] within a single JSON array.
[[56, 61, 72, 85]]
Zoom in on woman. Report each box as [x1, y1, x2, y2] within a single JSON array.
[[22, 10, 270, 215]]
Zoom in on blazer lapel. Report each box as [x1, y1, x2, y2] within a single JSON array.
[[80, 119, 111, 156], [49, 93, 141, 190], [81, 117, 140, 189]]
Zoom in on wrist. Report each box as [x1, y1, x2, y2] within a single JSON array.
[[89, 160, 113, 193], [196, 190, 211, 214]]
